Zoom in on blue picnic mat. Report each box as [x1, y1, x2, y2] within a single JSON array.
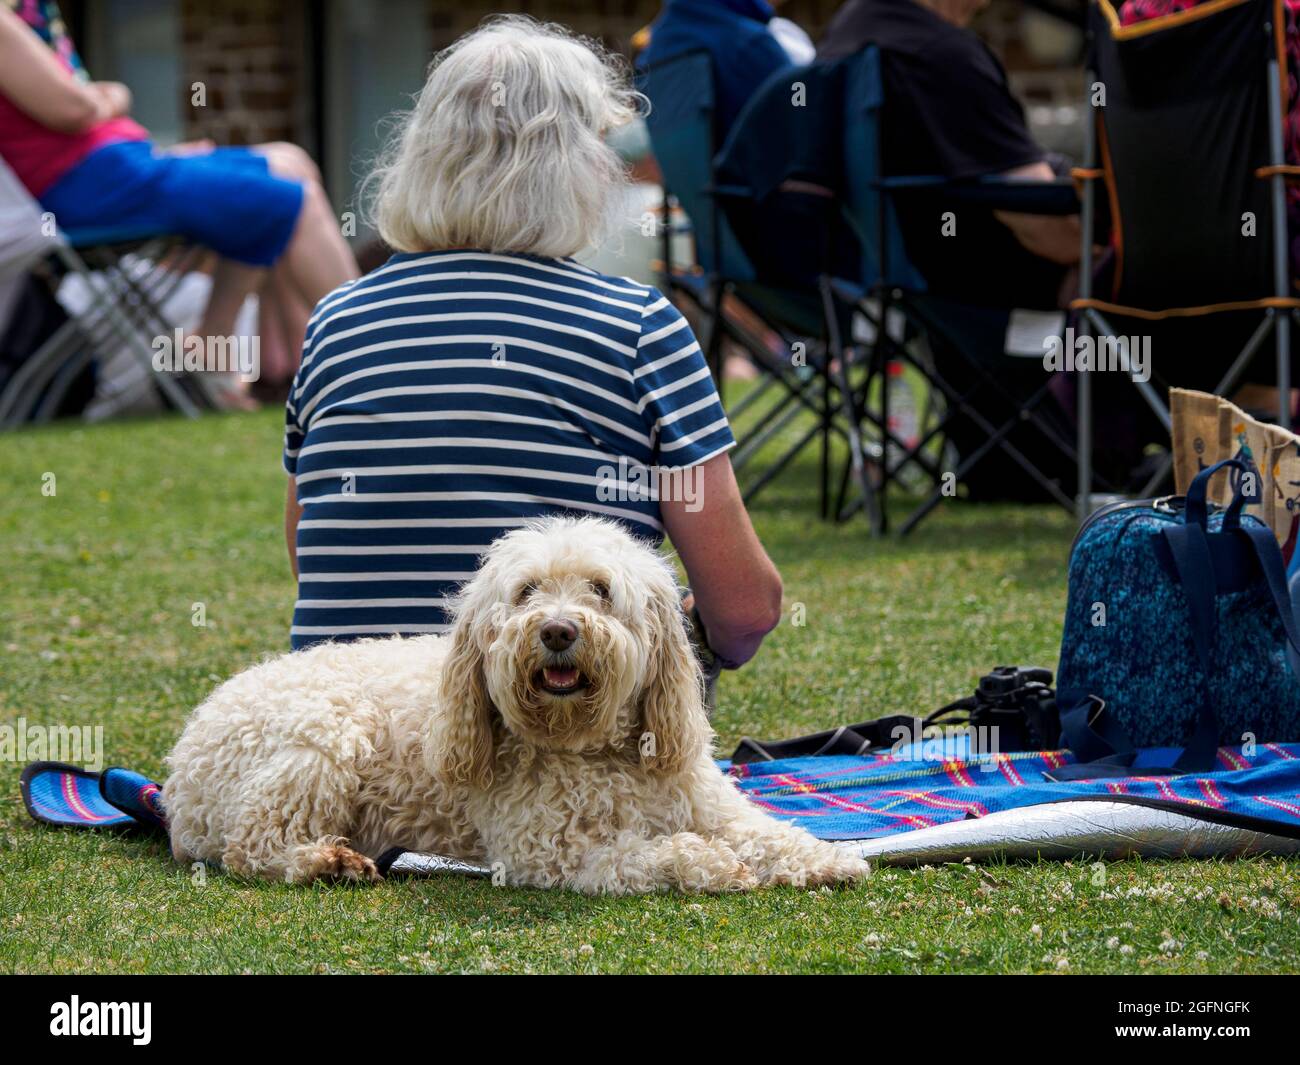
[[723, 736, 1300, 840], [22, 739, 1300, 843], [21, 763, 166, 831]]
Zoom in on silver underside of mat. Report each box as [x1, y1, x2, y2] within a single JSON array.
[[834, 800, 1300, 865]]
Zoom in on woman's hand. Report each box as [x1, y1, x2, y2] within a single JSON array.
[[162, 138, 217, 157], [88, 81, 133, 120], [0, 8, 134, 133]]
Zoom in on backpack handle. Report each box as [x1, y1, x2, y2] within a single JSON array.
[[1186, 456, 1253, 530]]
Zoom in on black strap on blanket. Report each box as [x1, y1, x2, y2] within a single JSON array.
[[730, 666, 1059, 764], [731, 715, 924, 764]]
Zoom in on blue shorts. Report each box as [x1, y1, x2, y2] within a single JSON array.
[[41, 140, 305, 267]]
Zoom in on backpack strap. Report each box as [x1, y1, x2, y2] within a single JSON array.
[[1238, 520, 1300, 654], [1163, 520, 1223, 772], [730, 714, 923, 764], [1051, 690, 1136, 774]]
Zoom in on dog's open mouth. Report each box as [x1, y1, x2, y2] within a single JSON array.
[[537, 667, 589, 695]]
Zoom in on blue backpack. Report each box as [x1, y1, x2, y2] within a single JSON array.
[[1055, 458, 1300, 778]]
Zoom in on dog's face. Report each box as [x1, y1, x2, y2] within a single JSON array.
[[430, 517, 711, 785]]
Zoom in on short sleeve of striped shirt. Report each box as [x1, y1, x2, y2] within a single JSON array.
[[282, 329, 314, 476], [634, 288, 735, 468], [283, 397, 303, 476]]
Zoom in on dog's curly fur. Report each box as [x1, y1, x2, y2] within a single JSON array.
[[164, 516, 869, 893]]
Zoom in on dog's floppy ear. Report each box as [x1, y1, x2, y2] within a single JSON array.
[[429, 599, 497, 788], [638, 571, 712, 775]]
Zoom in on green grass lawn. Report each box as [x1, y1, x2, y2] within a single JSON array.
[[1, 408, 1297, 974]]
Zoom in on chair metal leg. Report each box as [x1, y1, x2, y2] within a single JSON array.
[[820, 274, 881, 530], [1077, 83, 1098, 519], [1269, 53, 1292, 430], [701, 276, 727, 406], [54, 244, 201, 418], [0, 317, 85, 427], [742, 422, 823, 505], [728, 371, 778, 421], [1278, 308, 1292, 431], [733, 393, 803, 467], [33, 344, 97, 422]]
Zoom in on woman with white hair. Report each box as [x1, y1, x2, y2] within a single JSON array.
[[283, 16, 782, 675]]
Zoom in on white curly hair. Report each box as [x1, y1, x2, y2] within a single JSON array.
[[365, 15, 642, 259], [163, 517, 868, 893]]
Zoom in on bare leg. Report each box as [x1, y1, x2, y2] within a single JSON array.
[[252, 142, 360, 311], [182, 256, 263, 411], [178, 141, 358, 408], [199, 257, 265, 339], [259, 265, 313, 385]]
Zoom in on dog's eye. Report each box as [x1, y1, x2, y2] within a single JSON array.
[[515, 582, 537, 605], [590, 580, 611, 603]]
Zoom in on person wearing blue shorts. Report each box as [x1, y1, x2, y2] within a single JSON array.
[[0, 1, 360, 395]]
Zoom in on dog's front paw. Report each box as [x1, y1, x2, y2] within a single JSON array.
[[745, 842, 870, 889], [287, 840, 383, 884], [331, 848, 383, 884], [803, 847, 870, 888], [668, 834, 757, 894]]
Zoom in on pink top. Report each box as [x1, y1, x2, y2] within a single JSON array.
[[0, 59, 148, 197]]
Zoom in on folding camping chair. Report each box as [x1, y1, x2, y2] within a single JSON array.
[[637, 51, 852, 516], [706, 59, 889, 527], [1073, 0, 1299, 509], [829, 45, 1088, 533], [0, 157, 209, 427]]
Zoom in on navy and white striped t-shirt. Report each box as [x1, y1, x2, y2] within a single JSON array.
[[283, 250, 735, 650]]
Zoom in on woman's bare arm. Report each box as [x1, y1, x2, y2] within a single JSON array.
[[0, 7, 130, 133], [660, 452, 783, 667], [285, 476, 303, 579]]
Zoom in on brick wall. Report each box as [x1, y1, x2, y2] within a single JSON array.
[[179, 0, 309, 145], [159, 0, 1061, 153], [426, 0, 852, 53]]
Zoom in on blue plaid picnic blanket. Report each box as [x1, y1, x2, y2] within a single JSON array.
[[21, 763, 166, 831], [723, 737, 1300, 840], [23, 738, 1300, 843]]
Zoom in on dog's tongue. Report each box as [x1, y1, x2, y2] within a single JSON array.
[[543, 667, 580, 689]]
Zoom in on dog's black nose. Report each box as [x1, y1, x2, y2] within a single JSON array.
[[540, 617, 578, 652]]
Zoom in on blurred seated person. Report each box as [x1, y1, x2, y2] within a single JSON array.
[[818, 0, 1081, 310], [0, 0, 359, 401], [1121, 0, 1300, 277], [637, 0, 804, 139], [816, 0, 1085, 500]]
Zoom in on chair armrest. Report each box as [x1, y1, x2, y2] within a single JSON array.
[[1256, 164, 1300, 182], [877, 175, 1080, 215], [707, 182, 753, 200], [62, 223, 183, 249]]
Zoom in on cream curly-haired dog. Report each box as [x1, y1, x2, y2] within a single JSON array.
[[164, 517, 868, 894]]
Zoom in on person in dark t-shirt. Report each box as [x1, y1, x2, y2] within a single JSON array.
[[818, 0, 1080, 309]]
